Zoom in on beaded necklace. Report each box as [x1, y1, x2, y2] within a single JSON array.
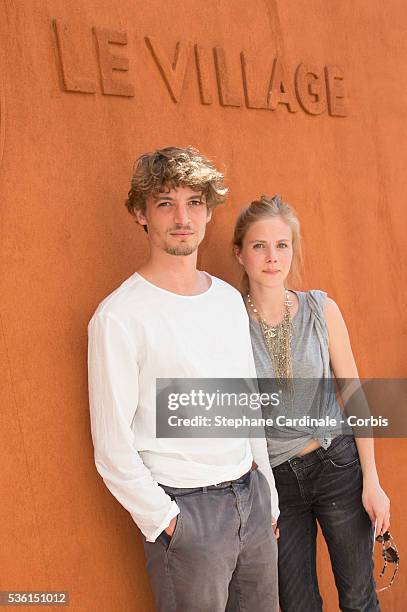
[[246, 290, 293, 379]]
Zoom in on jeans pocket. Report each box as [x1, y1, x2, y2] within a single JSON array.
[[160, 507, 183, 553], [158, 529, 171, 548], [257, 469, 273, 506], [328, 438, 360, 468], [272, 461, 291, 475]]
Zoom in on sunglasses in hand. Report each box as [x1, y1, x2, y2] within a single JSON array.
[[375, 531, 399, 593]]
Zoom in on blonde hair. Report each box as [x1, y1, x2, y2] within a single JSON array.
[[233, 194, 303, 293]]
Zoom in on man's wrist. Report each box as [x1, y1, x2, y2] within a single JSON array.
[[165, 515, 178, 536]]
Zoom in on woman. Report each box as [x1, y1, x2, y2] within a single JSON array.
[[233, 194, 390, 611]]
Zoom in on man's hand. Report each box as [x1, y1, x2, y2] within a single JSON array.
[[164, 516, 178, 537]]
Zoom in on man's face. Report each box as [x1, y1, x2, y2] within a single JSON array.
[[136, 185, 212, 256]]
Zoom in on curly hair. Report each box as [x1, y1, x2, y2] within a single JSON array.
[[233, 194, 303, 292], [125, 146, 228, 223]]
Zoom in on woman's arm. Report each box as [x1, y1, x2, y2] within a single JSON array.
[[324, 297, 390, 535]]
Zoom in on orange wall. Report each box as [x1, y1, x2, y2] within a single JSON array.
[[1, 1, 406, 610]]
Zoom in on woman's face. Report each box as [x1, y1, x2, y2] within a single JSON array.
[[236, 216, 294, 289]]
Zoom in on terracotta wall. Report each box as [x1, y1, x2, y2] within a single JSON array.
[[1, 1, 405, 610]]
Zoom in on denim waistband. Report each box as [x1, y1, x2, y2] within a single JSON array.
[[158, 467, 254, 496], [276, 434, 355, 471]]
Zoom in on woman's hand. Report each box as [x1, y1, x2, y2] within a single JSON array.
[[272, 517, 280, 539], [362, 479, 390, 535]]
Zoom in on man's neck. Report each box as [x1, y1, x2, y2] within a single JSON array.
[[137, 251, 210, 296]]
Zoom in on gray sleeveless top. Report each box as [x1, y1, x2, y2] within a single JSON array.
[[249, 289, 346, 468]]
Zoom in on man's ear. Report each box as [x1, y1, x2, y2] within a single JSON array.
[[234, 246, 243, 266], [135, 209, 148, 227]]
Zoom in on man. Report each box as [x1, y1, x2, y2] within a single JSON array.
[[88, 146, 279, 611]]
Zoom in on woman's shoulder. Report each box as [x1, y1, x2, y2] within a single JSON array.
[[291, 289, 332, 323], [301, 289, 345, 330], [290, 288, 328, 308]]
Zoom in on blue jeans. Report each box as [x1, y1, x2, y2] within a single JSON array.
[[273, 435, 380, 612], [142, 468, 278, 612]]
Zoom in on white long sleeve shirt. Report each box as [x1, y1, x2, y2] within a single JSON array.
[[88, 272, 279, 542]]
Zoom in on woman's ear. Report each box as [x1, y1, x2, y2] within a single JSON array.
[[234, 246, 243, 266]]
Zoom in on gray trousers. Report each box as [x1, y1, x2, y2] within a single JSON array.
[[142, 468, 278, 612]]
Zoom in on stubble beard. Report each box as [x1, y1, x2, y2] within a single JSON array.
[[164, 229, 200, 256], [164, 243, 198, 256]]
